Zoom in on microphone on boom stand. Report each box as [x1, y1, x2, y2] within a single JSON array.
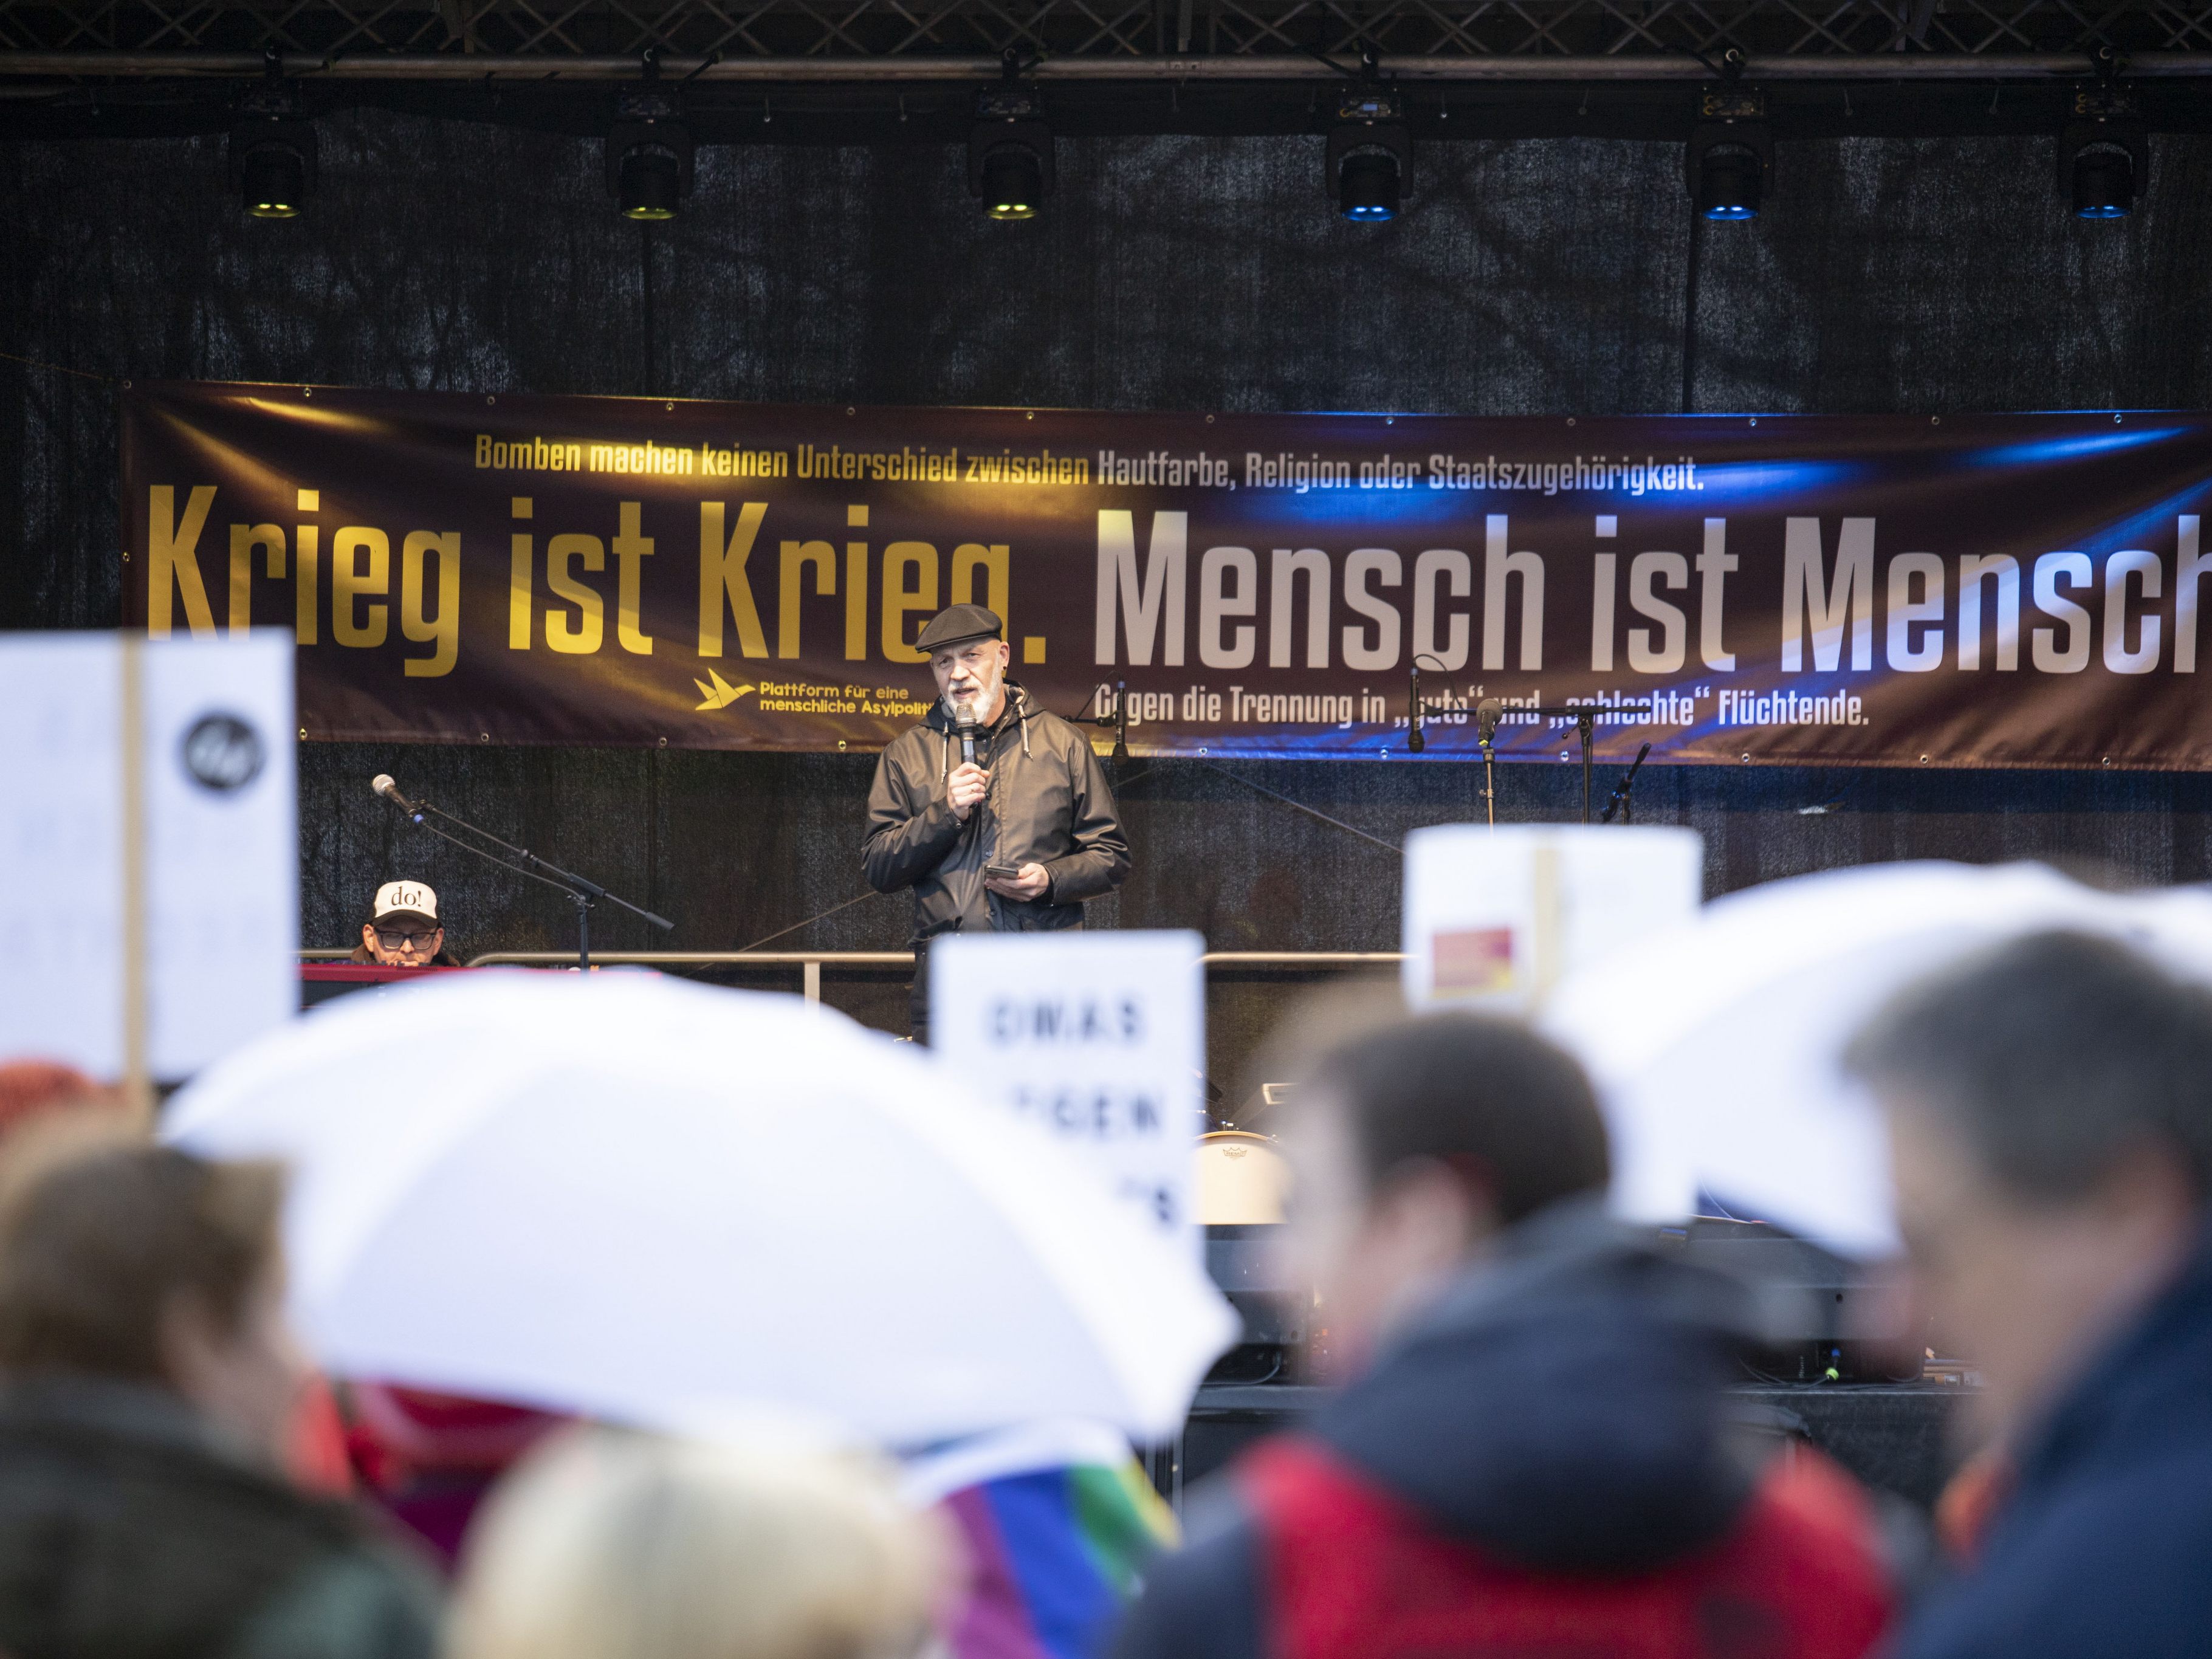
[[1407, 663, 1425, 754], [1474, 698, 1504, 828], [1112, 680, 1129, 764], [366, 772, 673, 970], [1599, 741, 1654, 825], [370, 773, 424, 819]]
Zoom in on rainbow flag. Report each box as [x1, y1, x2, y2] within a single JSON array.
[[910, 1425, 1179, 1659]]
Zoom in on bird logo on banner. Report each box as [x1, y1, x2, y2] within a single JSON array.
[[692, 671, 755, 712]]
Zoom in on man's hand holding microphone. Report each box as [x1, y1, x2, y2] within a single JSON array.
[[947, 757, 991, 820], [949, 712, 1049, 900], [949, 707, 989, 822]]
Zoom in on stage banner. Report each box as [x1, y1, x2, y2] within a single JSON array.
[[122, 382, 2212, 769]]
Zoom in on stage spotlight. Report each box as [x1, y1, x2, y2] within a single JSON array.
[[1327, 94, 1410, 224], [2072, 145, 2132, 216], [1696, 144, 1762, 219], [228, 120, 317, 219], [968, 89, 1054, 221], [2061, 114, 2146, 219], [1339, 151, 1400, 220], [618, 146, 683, 220], [606, 97, 695, 222], [980, 142, 1044, 219], [1687, 95, 1771, 222]]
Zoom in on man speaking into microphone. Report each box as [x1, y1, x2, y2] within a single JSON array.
[[864, 603, 1130, 1043]]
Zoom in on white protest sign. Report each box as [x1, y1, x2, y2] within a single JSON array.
[[1402, 824, 1703, 1013], [930, 930, 1204, 1247], [0, 630, 297, 1082], [0, 635, 126, 1071]]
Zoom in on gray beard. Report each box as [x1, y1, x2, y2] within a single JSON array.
[[944, 684, 1001, 724]]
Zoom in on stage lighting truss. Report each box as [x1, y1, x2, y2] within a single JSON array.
[[2059, 84, 2147, 218], [606, 90, 695, 220], [19, 0, 2212, 69], [967, 86, 1054, 220], [1327, 91, 1410, 222], [227, 78, 317, 219], [16, 0, 2212, 89], [1687, 86, 1772, 221]]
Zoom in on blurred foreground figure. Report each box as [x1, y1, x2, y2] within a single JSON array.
[[1114, 1014, 1891, 1659], [345, 1382, 566, 1568], [1848, 932, 2212, 1658], [0, 1061, 119, 1138], [450, 1428, 945, 1659], [0, 1124, 438, 1659]]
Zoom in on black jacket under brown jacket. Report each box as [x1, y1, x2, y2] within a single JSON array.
[[863, 683, 1130, 943]]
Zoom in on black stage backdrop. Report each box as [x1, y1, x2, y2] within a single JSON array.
[[10, 113, 2212, 1084]]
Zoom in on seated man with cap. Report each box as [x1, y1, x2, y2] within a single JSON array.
[[863, 603, 1130, 1043], [351, 880, 462, 968]]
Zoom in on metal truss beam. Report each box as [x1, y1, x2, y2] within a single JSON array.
[[3, 46, 2211, 74], [4, 0, 2212, 78]]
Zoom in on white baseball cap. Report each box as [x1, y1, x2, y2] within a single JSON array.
[[372, 881, 439, 923]]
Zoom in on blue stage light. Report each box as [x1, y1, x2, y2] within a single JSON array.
[[2072, 144, 2134, 218], [1697, 146, 1762, 221], [1339, 151, 1400, 222]]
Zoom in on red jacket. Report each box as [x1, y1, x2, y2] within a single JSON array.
[[1111, 1206, 1898, 1659], [1243, 1435, 1891, 1659]]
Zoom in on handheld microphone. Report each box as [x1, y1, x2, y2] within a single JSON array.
[[1408, 664, 1425, 754], [956, 719, 979, 768], [1475, 698, 1504, 747], [370, 774, 423, 816]]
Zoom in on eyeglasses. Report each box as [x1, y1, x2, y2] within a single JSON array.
[[374, 927, 439, 950]]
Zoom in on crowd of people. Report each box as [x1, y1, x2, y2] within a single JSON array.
[[0, 924, 2205, 1657]]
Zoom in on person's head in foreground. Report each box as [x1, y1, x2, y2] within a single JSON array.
[[1108, 1010, 1892, 1659], [1848, 929, 2212, 1443], [360, 879, 449, 967], [0, 1118, 305, 1460], [450, 1427, 944, 1659], [1277, 1008, 1610, 1378], [0, 1122, 439, 1658], [0, 1059, 122, 1144], [1845, 929, 2212, 1659]]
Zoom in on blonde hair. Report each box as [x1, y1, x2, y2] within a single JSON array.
[[448, 1428, 946, 1659]]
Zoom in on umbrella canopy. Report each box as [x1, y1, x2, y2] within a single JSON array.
[[163, 970, 1236, 1446], [1541, 860, 2212, 1259]]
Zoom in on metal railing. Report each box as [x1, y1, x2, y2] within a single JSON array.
[[438, 947, 1405, 1000]]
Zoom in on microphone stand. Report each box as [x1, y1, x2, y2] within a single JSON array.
[[1600, 742, 1654, 825], [1522, 705, 1654, 824], [1479, 719, 1497, 827], [383, 791, 674, 969], [1082, 681, 1132, 763], [1407, 654, 1448, 756]]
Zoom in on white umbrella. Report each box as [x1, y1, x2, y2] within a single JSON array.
[[163, 970, 1236, 1446], [1541, 860, 2197, 1259]]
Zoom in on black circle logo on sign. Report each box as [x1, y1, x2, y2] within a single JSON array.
[[180, 713, 265, 794]]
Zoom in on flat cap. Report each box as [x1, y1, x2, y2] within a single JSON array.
[[915, 603, 1005, 654]]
